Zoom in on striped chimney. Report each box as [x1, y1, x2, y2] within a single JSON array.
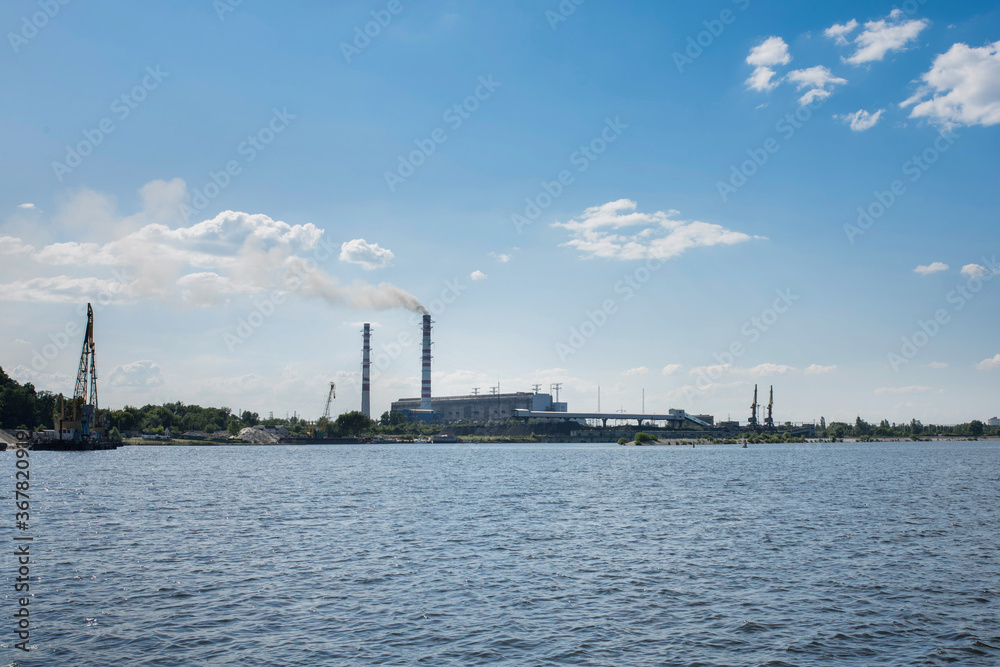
[[420, 314, 432, 411], [362, 323, 371, 418]]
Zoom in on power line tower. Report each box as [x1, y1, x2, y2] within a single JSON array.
[[550, 383, 562, 403]]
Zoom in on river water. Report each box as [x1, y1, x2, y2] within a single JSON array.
[[3, 441, 999, 666]]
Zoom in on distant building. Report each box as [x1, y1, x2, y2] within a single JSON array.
[[392, 392, 565, 423], [989, 417, 999, 427]]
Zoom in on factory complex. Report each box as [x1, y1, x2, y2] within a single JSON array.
[[360, 316, 814, 436]]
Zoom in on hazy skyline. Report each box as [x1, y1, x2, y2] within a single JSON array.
[[2, 0, 999, 424]]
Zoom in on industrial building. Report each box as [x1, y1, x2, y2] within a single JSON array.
[[392, 392, 567, 423], [989, 417, 1000, 427]]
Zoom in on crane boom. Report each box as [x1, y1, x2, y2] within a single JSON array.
[[322, 382, 336, 420]]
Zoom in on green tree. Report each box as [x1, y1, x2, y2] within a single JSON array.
[[969, 420, 984, 437], [227, 418, 241, 436], [333, 411, 374, 436]]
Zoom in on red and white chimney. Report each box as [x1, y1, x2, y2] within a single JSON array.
[[362, 323, 371, 418], [421, 314, 432, 411]]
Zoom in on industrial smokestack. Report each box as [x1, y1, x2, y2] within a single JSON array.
[[362, 323, 371, 418], [421, 314, 432, 411]]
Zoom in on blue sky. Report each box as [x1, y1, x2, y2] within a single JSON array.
[[2, 0, 999, 424]]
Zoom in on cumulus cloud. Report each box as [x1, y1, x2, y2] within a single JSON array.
[[976, 354, 1000, 371], [689, 363, 795, 378], [875, 385, 931, 395], [837, 108, 885, 131], [786, 66, 848, 105], [746, 67, 780, 92], [928, 361, 948, 369], [747, 36, 792, 67], [746, 363, 796, 377], [961, 263, 988, 279], [18, 203, 36, 210], [553, 199, 760, 261], [824, 19, 859, 46], [339, 238, 395, 270], [489, 252, 511, 263], [0, 181, 425, 313], [804, 364, 837, 375], [914, 262, 949, 275], [108, 360, 165, 388], [623, 366, 650, 376], [470, 270, 487, 281], [0, 236, 35, 255], [744, 37, 791, 93], [661, 364, 683, 376], [8, 365, 73, 392], [844, 10, 929, 65], [902, 40, 1000, 127]]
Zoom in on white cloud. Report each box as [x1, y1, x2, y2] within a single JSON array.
[[928, 362, 948, 369], [804, 364, 837, 375], [8, 366, 73, 394], [746, 363, 796, 377], [689, 363, 795, 378], [824, 19, 859, 46], [746, 67, 780, 92], [786, 66, 847, 105], [489, 252, 511, 263], [339, 238, 395, 270], [961, 263, 988, 279], [845, 11, 929, 65], [902, 41, 1000, 127], [470, 270, 487, 281], [661, 364, 683, 376], [0, 182, 424, 313], [17, 203, 36, 210], [976, 354, 1000, 371], [553, 199, 760, 261], [913, 262, 949, 275], [747, 37, 791, 67], [108, 360, 165, 388], [837, 108, 885, 131], [0, 275, 134, 304], [875, 385, 931, 395], [0, 236, 35, 255], [623, 366, 650, 376]]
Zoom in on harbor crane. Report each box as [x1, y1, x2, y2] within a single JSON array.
[[748, 384, 759, 431], [322, 382, 336, 421], [764, 385, 775, 430]]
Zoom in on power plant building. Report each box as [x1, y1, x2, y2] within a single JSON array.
[[391, 392, 567, 423]]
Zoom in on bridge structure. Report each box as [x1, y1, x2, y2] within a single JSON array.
[[514, 408, 712, 429]]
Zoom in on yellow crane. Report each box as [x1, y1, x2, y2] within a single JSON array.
[[309, 382, 336, 437]]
